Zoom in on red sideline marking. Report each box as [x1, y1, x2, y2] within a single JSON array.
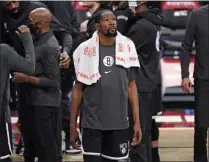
[[161, 112, 194, 128]]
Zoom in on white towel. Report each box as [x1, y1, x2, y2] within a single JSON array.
[[73, 31, 140, 85]]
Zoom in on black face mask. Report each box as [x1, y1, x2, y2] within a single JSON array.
[[27, 20, 41, 37]]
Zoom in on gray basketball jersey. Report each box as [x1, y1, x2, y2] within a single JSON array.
[[81, 43, 134, 130]]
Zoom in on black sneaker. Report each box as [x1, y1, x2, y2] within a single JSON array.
[[15, 147, 24, 156]]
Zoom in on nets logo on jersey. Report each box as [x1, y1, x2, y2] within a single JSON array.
[[103, 56, 114, 67], [120, 143, 128, 155]]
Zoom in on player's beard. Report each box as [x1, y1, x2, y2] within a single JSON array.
[[105, 28, 117, 37]]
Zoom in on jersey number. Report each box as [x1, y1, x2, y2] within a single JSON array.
[[106, 57, 111, 66]]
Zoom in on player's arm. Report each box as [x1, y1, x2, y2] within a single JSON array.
[[3, 26, 35, 75], [13, 46, 60, 87], [29, 46, 59, 87], [180, 11, 196, 93], [70, 81, 83, 127], [128, 68, 142, 146], [128, 80, 140, 127], [180, 10, 196, 79], [70, 81, 83, 148]]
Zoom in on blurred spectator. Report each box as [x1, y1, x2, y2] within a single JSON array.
[[72, 1, 113, 52], [81, 1, 113, 33], [43, 1, 80, 39], [127, 1, 163, 161], [2, 1, 72, 60], [112, 1, 133, 35], [80, 1, 98, 32]]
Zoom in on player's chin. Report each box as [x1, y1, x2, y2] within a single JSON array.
[[107, 31, 117, 37]]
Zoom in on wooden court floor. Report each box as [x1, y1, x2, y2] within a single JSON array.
[[12, 128, 195, 162]]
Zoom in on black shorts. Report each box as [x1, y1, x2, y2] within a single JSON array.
[[81, 128, 129, 161]]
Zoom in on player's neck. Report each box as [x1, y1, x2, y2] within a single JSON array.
[[99, 34, 115, 46], [40, 28, 50, 33]]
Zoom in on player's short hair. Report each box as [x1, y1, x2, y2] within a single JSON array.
[[94, 10, 115, 23]]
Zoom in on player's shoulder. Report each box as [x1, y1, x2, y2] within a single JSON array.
[[191, 5, 208, 15], [0, 43, 10, 49], [0, 43, 16, 61], [0, 43, 14, 54], [0, 44, 8, 58]]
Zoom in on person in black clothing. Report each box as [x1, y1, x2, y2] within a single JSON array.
[[2, 1, 71, 66], [151, 66, 162, 162], [43, 1, 81, 154], [180, 5, 209, 162], [0, 25, 35, 162], [112, 1, 133, 35], [13, 8, 61, 162], [43, 1, 80, 39], [126, 1, 163, 162], [2, 1, 71, 161]]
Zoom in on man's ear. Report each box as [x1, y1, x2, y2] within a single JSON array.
[[37, 22, 42, 28], [95, 23, 99, 30]]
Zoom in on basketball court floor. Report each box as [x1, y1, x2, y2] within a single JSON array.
[[12, 128, 194, 161], [11, 110, 196, 162]]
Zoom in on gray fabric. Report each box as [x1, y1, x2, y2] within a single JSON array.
[[4, 80, 11, 123], [81, 43, 134, 130], [25, 31, 61, 108], [0, 32, 35, 117]]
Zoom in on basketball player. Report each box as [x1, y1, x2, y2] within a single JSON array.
[[70, 10, 142, 162], [0, 25, 35, 162]]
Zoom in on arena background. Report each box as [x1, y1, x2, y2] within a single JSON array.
[[9, 1, 209, 161]]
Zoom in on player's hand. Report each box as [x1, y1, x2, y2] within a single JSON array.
[[70, 125, 79, 149], [15, 25, 30, 36], [59, 52, 70, 69], [181, 78, 192, 93], [12, 72, 28, 83], [131, 123, 142, 146]]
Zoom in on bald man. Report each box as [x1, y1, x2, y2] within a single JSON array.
[[13, 8, 61, 162]]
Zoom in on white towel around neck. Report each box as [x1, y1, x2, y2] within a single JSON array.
[[73, 31, 140, 85]]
